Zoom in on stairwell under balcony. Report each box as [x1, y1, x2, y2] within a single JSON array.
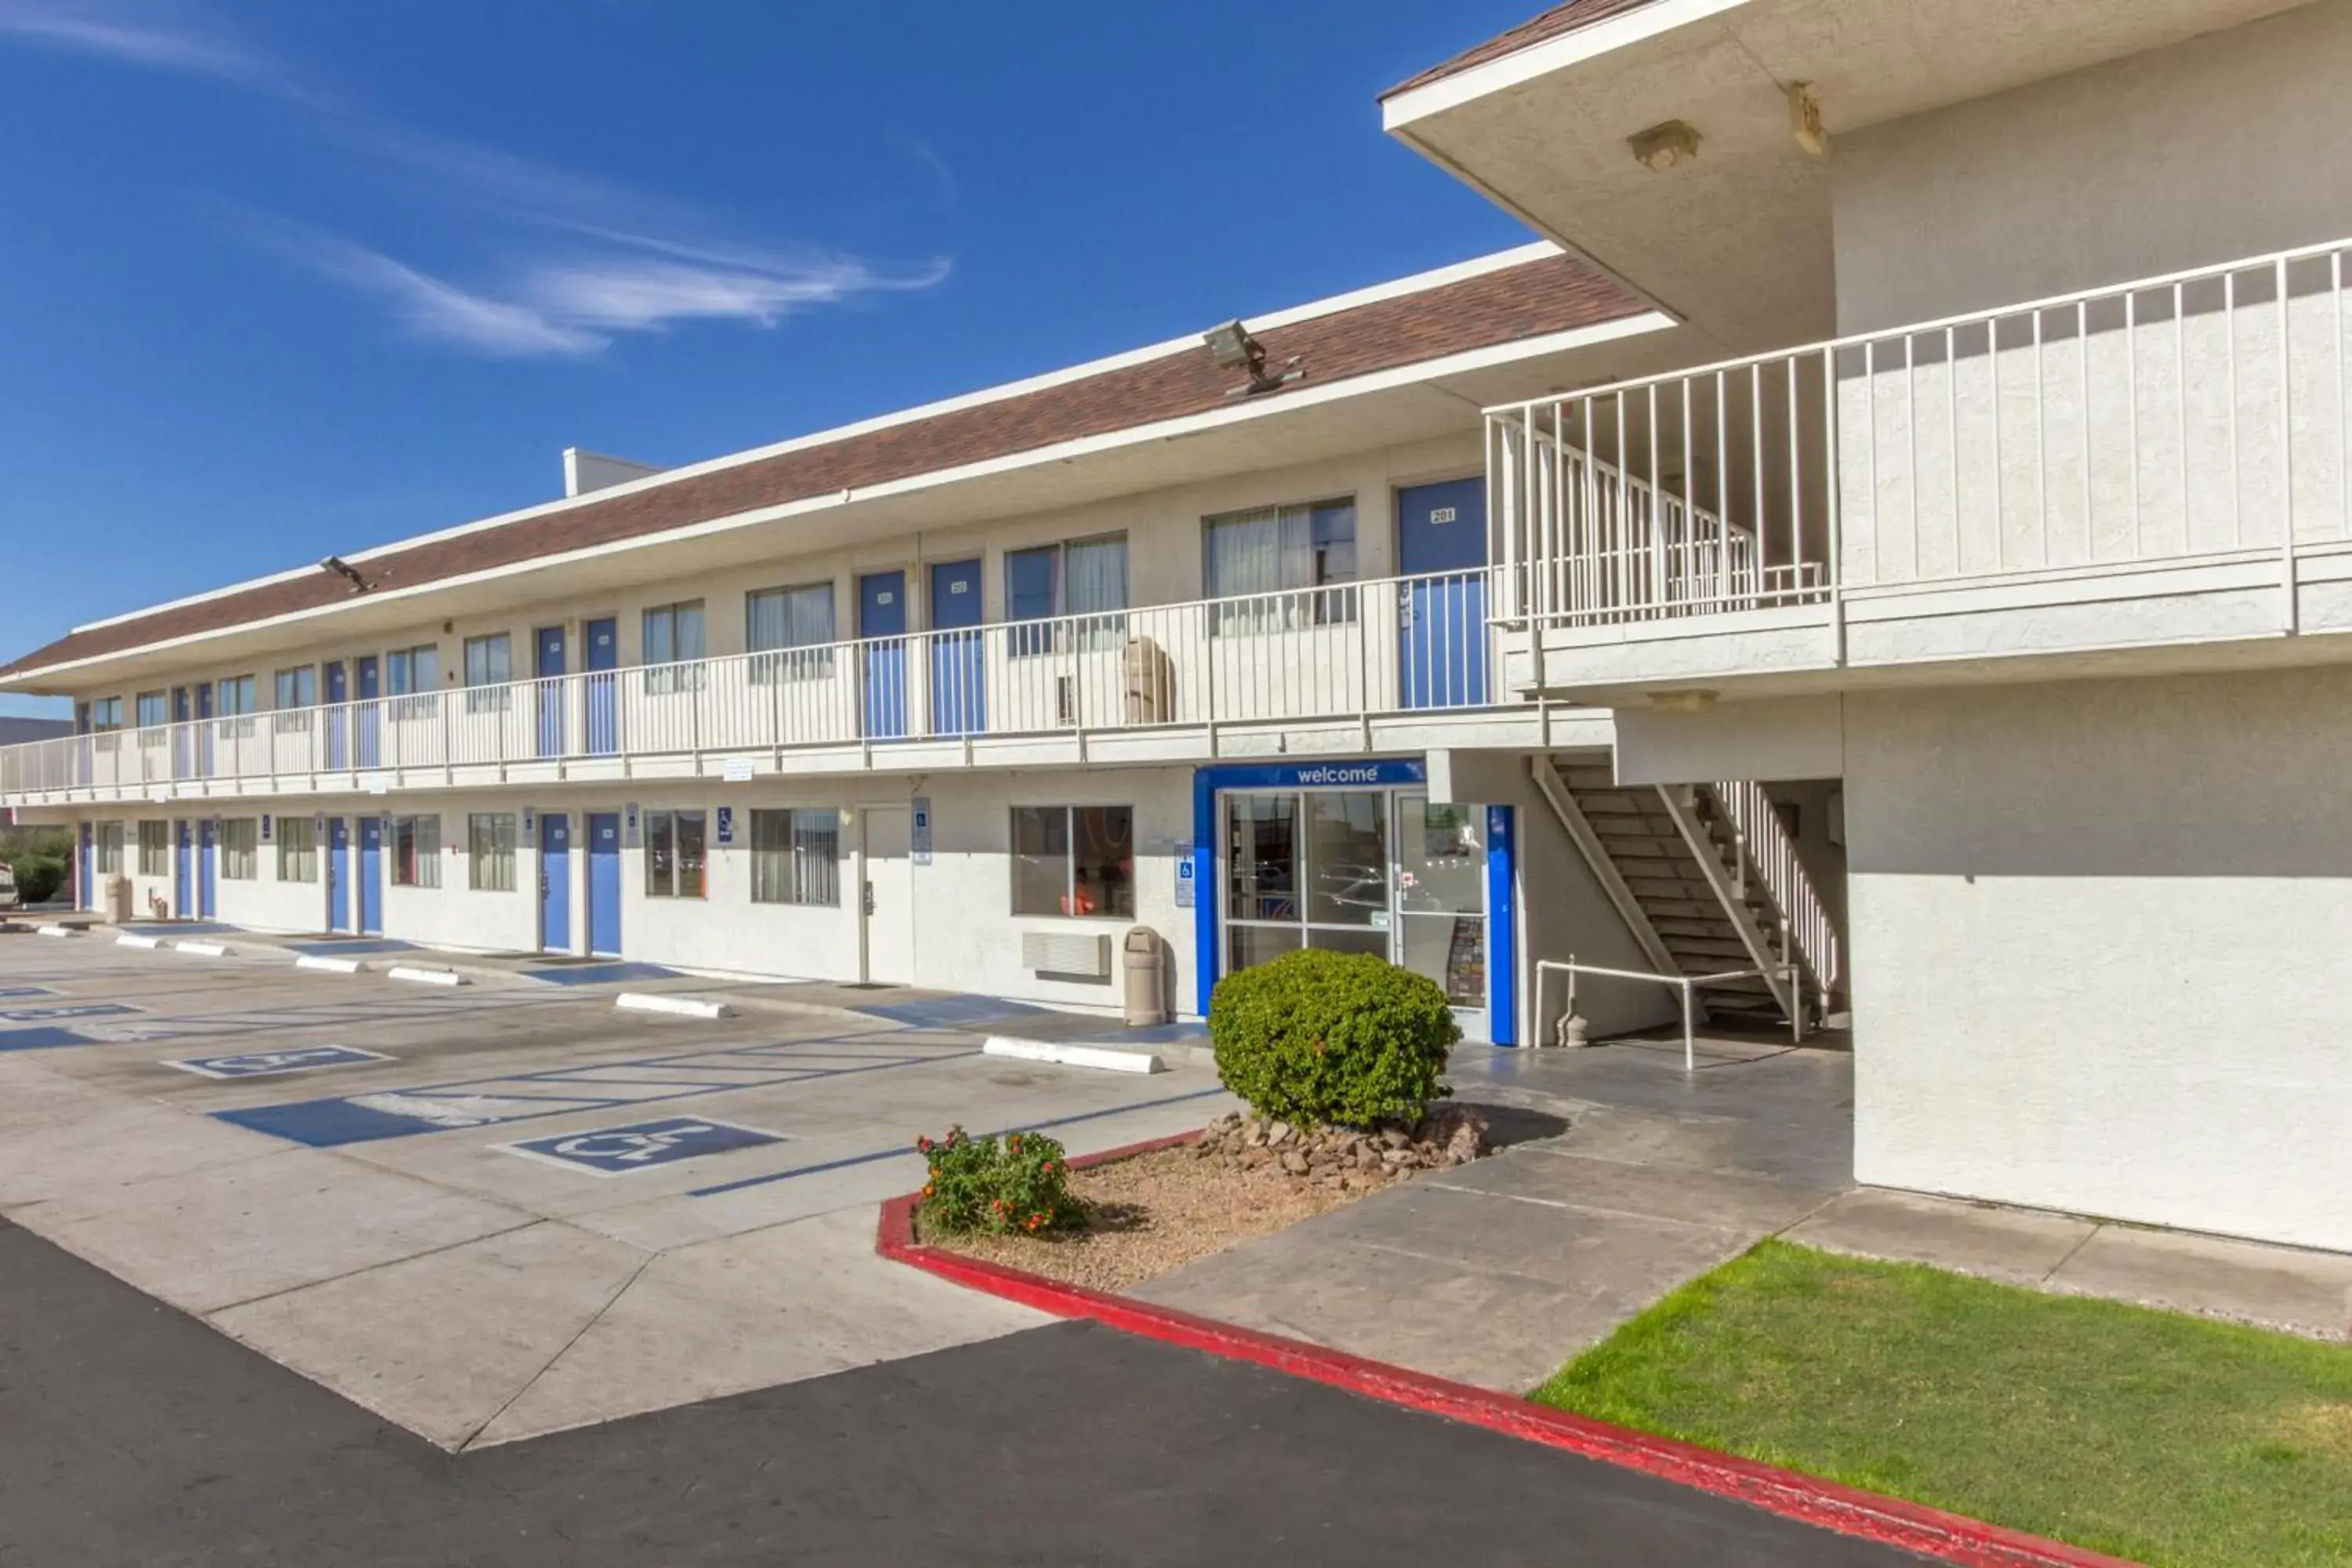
[[1532, 757, 1843, 1035]]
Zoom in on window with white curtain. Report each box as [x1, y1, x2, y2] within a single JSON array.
[[749, 808, 839, 905], [93, 821, 125, 876], [1203, 499, 1358, 633], [394, 814, 441, 887], [468, 813, 517, 891], [463, 633, 512, 714], [1005, 534, 1128, 655], [277, 816, 318, 883], [137, 820, 170, 877], [746, 583, 836, 682], [643, 601, 706, 694], [221, 818, 259, 880], [136, 691, 168, 729], [388, 644, 441, 721]]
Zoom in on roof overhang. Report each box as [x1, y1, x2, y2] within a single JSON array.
[[2, 302, 1683, 694], [1384, 0, 2318, 357]]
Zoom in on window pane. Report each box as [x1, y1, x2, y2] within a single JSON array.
[[1225, 793, 1298, 921], [1307, 499, 1357, 585], [793, 809, 839, 906], [1305, 791, 1387, 927], [1203, 510, 1279, 601], [416, 647, 440, 690], [1228, 924, 1302, 973], [1065, 537, 1127, 614], [1069, 806, 1133, 919], [674, 811, 706, 899], [465, 635, 510, 687], [674, 603, 706, 662], [647, 811, 675, 896], [1010, 806, 1069, 916], [1398, 800, 1485, 916], [750, 809, 788, 903], [136, 692, 169, 728], [1305, 927, 1388, 959], [1396, 914, 1485, 1007]]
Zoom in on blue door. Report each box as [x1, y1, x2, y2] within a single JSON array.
[[195, 684, 215, 778], [358, 817, 383, 935], [1397, 477, 1490, 709], [172, 687, 190, 779], [78, 822, 93, 909], [174, 821, 192, 916], [859, 571, 908, 739], [354, 657, 381, 768], [584, 618, 619, 755], [535, 626, 568, 757], [324, 662, 348, 770], [928, 559, 985, 736], [586, 812, 621, 956], [327, 818, 350, 931], [539, 812, 572, 951], [198, 819, 218, 919]]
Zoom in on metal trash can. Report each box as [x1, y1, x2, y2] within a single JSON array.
[[107, 876, 135, 924], [1122, 925, 1167, 1027]]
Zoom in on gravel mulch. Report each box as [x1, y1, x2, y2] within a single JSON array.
[[918, 1143, 1370, 1294]]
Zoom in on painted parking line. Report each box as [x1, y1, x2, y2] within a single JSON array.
[[497, 1116, 786, 1178], [687, 1085, 1231, 1198], [520, 961, 681, 986], [0, 985, 59, 1000], [214, 1036, 977, 1148], [285, 938, 416, 956], [166, 1045, 394, 1080], [0, 1027, 106, 1052], [0, 1003, 143, 1024]]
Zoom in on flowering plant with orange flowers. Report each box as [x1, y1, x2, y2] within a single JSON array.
[[914, 1124, 1087, 1237]]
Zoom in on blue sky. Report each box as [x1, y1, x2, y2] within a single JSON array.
[[0, 1, 1541, 718]]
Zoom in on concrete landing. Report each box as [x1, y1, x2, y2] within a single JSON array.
[[1134, 1035, 1855, 1394]]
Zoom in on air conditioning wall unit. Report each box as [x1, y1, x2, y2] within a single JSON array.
[[1022, 929, 1112, 978]]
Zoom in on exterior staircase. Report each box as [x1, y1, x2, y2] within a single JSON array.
[[1531, 757, 1842, 1033]]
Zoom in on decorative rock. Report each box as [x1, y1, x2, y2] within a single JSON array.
[[1379, 1127, 1410, 1149], [1280, 1149, 1309, 1176], [1267, 1121, 1294, 1147]]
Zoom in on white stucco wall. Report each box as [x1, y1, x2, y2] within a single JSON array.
[[1832, 0, 2352, 335], [1846, 666, 2352, 1251]]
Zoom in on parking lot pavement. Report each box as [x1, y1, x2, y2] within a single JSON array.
[[0, 1214, 1929, 1568], [0, 934, 1234, 1448]]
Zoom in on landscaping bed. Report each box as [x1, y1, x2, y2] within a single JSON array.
[[916, 1107, 1491, 1294], [1534, 1239, 2352, 1568]]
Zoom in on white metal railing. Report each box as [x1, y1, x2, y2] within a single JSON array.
[[1490, 234, 2352, 630], [1708, 779, 1841, 1000], [1534, 957, 1806, 1073], [0, 570, 1505, 800]]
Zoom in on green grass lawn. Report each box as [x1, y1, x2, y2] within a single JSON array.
[[1532, 1240, 2352, 1567]]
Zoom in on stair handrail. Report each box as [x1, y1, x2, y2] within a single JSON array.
[[1708, 780, 1842, 1000]]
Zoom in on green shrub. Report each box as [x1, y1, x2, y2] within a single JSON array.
[[916, 1126, 1087, 1237], [9, 852, 67, 906], [1209, 949, 1460, 1128]]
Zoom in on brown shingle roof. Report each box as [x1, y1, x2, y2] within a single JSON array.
[[2, 253, 1643, 680], [1385, 0, 1663, 100]]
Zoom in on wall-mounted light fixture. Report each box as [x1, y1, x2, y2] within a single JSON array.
[[1789, 82, 1828, 158], [1628, 120, 1701, 172], [318, 555, 369, 593], [1202, 319, 1304, 397]]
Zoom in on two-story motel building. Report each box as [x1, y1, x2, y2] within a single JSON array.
[[11, 0, 2352, 1256]]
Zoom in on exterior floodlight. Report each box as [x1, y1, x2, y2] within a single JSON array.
[[319, 555, 369, 593], [1201, 319, 1305, 397]]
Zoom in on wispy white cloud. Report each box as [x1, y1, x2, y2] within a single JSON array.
[[0, 0, 313, 100], [253, 217, 949, 359], [1, 1, 953, 358]]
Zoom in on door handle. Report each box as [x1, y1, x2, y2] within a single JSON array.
[[863, 881, 877, 916]]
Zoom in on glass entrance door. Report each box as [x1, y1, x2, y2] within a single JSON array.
[[1221, 787, 1490, 1040]]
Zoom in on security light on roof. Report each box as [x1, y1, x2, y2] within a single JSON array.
[[318, 556, 369, 593], [1201, 319, 1304, 397]]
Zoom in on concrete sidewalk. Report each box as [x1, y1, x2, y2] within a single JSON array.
[[1137, 1034, 1856, 1393], [1788, 1187, 2352, 1341]]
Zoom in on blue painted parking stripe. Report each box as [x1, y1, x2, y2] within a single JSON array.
[[0, 1002, 143, 1023], [0, 1027, 103, 1052], [520, 961, 681, 986], [0, 985, 59, 1000], [685, 1086, 1229, 1198]]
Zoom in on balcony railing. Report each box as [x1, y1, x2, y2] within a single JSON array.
[[1490, 234, 2352, 631], [0, 570, 1508, 800]]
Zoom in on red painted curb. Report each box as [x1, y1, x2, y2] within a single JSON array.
[[880, 1129, 2141, 1568]]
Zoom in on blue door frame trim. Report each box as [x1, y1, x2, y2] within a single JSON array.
[[1189, 758, 1517, 1045]]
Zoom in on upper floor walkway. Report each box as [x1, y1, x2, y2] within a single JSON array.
[[0, 568, 1588, 809], [1488, 234, 2352, 699]]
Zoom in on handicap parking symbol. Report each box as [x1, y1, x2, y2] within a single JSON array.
[[0, 1002, 142, 1024], [168, 1044, 393, 1080], [498, 1116, 784, 1178]]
